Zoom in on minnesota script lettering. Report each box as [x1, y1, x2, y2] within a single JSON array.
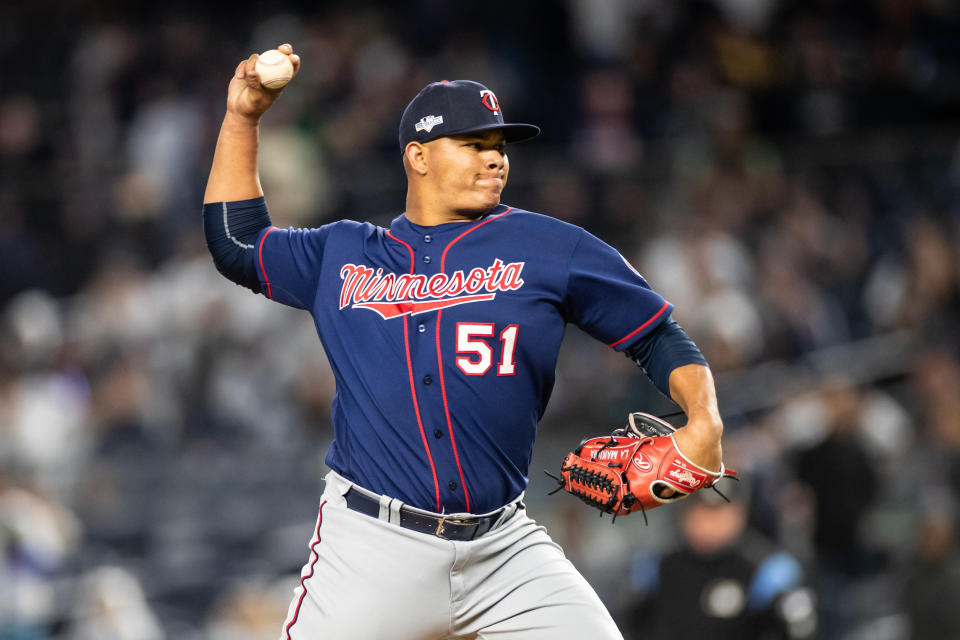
[[338, 259, 525, 319]]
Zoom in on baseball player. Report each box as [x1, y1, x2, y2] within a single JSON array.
[[203, 43, 727, 639]]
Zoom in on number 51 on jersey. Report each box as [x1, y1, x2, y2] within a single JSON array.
[[455, 323, 518, 376]]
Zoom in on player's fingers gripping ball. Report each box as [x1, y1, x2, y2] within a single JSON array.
[[548, 412, 737, 522], [255, 49, 295, 89]]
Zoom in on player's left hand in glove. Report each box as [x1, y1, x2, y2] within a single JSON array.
[[547, 412, 737, 523]]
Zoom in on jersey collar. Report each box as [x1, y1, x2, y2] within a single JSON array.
[[389, 204, 510, 240]]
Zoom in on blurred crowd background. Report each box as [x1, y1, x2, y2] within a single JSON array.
[[3, 0, 960, 638]]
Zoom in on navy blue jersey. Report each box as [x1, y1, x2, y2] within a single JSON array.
[[254, 204, 672, 513]]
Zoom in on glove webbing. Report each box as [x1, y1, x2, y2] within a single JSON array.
[[549, 453, 648, 524], [561, 460, 620, 513]]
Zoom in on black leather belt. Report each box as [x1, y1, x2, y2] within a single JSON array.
[[344, 487, 520, 541]]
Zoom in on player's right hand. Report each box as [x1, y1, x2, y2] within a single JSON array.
[[226, 43, 300, 122]]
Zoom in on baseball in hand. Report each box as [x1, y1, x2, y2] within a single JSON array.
[[255, 49, 294, 90]]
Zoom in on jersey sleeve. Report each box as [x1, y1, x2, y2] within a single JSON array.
[[564, 229, 673, 350], [254, 224, 333, 310]]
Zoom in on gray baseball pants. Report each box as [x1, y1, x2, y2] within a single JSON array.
[[279, 470, 624, 639]]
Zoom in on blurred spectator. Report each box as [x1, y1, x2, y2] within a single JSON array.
[[904, 350, 960, 524], [1, 291, 91, 486], [620, 477, 815, 640], [792, 379, 880, 569], [0, 476, 82, 636], [571, 70, 642, 172], [67, 566, 164, 640], [901, 501, 960, 640], [204, 578, 293, 640], [791, 378, 886, 637]]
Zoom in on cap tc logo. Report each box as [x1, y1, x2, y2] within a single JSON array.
[[480, 90, 500, 115], [415, 115, 444, 133]]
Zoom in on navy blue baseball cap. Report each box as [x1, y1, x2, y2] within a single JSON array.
[[399, 80, 540, 150]]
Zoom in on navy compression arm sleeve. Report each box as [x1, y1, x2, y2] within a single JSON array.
[[624, 316, 708, 397], [203, 197, 272, 293]]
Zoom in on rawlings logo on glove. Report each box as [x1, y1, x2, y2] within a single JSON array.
[[546, 412, 737, 523]]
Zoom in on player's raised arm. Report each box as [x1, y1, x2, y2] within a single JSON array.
[[203, 43, 300, 203], [203, 44, 323, 303]]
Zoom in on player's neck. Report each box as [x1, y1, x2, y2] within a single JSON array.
[[404, 194, 488, 227]]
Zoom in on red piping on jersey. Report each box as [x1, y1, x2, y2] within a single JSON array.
[[436, 207, 514, 512], [284, 500, 327, 639], [609, 300, 671, 348], [440, 208, 514, 268], [259, 227, 279, 299], [387, 230, 415, 274], [387, 230, 442, 511], [435, 312, 470, 511]]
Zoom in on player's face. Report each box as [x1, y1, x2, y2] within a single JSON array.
[[425, 130, 510, 216]]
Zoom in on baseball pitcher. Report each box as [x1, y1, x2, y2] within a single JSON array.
[[203, 43, 733, 639]]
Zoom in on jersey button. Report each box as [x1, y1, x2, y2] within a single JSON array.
[[423, 375, 432, 385], [448, 481, 458, 490], [424, 234, 432, 243], [418, 323, 426, 333], [423, 255, 432, 264], [434, 429, 442, 439]]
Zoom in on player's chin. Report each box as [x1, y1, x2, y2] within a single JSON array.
[[472, 184, 503, 209]]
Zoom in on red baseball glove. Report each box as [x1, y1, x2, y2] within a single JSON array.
[[547, 412, 737, 523]]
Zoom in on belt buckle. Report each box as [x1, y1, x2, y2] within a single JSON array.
[[434, 515, 477, 538]]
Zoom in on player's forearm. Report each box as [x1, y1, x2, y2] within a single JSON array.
[[203, 112, 263, 204], [668, 363, 723, 470]]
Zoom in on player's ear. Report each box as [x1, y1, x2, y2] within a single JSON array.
[[404, 142, 428, 176]]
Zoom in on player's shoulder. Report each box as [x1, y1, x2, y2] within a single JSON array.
[[326, 218, 378, 232], [501, 206, 581, 231], [272, 219, 383, 253], [500, 206, 588, 243], [308, 218, 382, 240]]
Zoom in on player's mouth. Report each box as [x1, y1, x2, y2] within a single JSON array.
[[476, 176, 504, 190]]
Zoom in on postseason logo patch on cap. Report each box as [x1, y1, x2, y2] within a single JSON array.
[[415, 115, 444, 133]]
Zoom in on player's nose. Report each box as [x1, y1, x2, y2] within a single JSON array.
[[484, 151, 504, 171]]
